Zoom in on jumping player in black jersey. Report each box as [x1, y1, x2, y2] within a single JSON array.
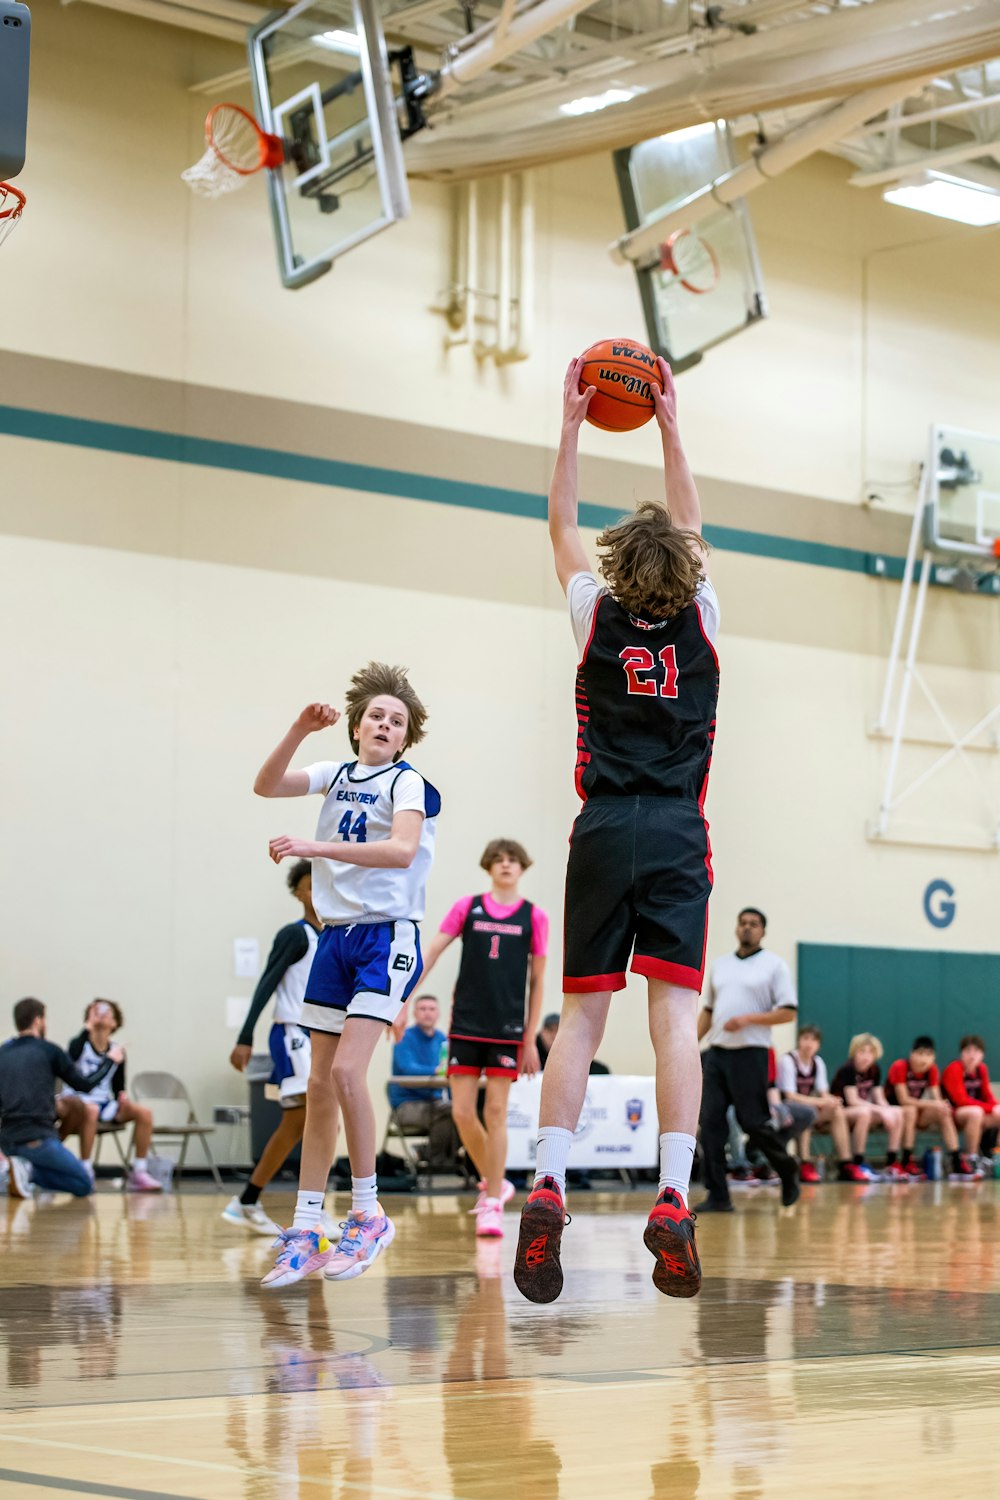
[[514, 354, 719, 1303], [418, 839, 548, 1238]]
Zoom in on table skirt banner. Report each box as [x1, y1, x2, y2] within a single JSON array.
[[505, 1075, 658, 1169]]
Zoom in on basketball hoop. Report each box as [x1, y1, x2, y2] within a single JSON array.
[[659, 229, 720, 295], [0, 182, 25, 246], [181, 103, 285, 199]]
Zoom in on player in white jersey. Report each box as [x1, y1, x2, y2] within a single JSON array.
[[222, 859, 327, 1236], [255, 662, 441, 1289]]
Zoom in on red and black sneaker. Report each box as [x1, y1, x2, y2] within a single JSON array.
[[903, 1160, 925, 1179], [513, 1177, 568, 1304], [799, 1161, 821, 1184], [643, 1189, 702, 1299]]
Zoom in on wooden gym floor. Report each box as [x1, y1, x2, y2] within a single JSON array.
[[2, 1182, 1000, 1499]]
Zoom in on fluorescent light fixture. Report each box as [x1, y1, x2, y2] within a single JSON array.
[[883, 172, 1000, 226], [312, 29, 361, 53], [560, 87, 639, 117]]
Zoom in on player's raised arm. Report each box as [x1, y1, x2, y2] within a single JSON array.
[[549, 356, 595, 594], [254, 703, 341, 797], [651, 357, 705, 543]]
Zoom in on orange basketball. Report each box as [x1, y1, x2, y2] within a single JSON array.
[[579, 337, 663, 432]]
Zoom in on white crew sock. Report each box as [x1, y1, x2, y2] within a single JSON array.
[[532, 1126, 574, 1194], [658, 1132, 696, 1206], [132, 1157, 147, 1173], [351, 1173, 378, 1218], [292, 1189, 324, 1231]]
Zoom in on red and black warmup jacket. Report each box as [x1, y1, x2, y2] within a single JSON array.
[[941, 1060, 997, 1112]]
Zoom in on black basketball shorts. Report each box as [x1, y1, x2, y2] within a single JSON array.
[[447, 1037, 521, 1079], [563, 796, 713, 995]]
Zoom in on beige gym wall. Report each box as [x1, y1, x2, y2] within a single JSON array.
[[2, 0, 1000, 1146]]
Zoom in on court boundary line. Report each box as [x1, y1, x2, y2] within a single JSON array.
[[0, 404, 901, 580]]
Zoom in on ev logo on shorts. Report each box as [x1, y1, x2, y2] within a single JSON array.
[[392, 954, 415, 972], [923, 879, 956, 930]]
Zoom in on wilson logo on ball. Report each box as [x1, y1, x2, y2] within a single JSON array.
[[598, 368, 653, 398]]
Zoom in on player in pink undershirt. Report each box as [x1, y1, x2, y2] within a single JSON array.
[[414, 839, 548, 1237]]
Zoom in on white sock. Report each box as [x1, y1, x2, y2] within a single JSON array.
[[351, 1173, 378, 1218], [658, 1132, 696, 1206], [132, 1157, 147, 1173], [533, 1126, 574, 1194], [292, 1189, 324, 1231]]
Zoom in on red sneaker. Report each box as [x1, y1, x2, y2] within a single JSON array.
[[836, 1162, 869, 1183], [513, 1177, 568, 1304], [883, 1162, 909, 1181], [643, 1190, 702, 1299], [904, 1160, 925, 1179], [799, 1161, 821, 1184]]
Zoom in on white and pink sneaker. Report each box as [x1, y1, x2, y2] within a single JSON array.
[[470, 1179, 515, 1215], [475, 1198, 504, 1238], [126, 1167, 162, 1193], [323, 1209, 395, 1281]]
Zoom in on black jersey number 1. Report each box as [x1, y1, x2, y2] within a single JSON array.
[[619, 645, 679, 699]]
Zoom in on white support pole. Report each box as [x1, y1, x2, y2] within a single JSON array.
[[873, 476, 926, 734], [435, 0, 599, 99], [876, 549, 932, 834], [497, 174, 513, 357], [512, 171, 534, 361], [608, 79, 923, 267]]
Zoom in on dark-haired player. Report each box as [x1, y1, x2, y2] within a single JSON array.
[[418, 838, 548, 1238], [942, 1035, 1000, 1173], [514, 355, 718, 1303], [62, 999, 160, 1192], [776, 1025, 866, 1182], [224, 859, 329, 1235], [886, 1036, 973, 1180]]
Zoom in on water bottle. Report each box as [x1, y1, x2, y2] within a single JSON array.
[[923, 1147, 942, 1181], [992, 1149, 1000, 1180], [436, 1039, 449, 1078], [814, 1156, 825, 1182]]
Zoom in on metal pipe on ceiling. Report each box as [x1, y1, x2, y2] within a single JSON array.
[[850, 132, 1000, 185], [434, 0, 602, 96]]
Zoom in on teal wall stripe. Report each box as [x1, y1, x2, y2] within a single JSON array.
[[0, 402, 903, 578]]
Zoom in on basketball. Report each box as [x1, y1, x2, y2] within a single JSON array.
[[579, 337, 664, 432]]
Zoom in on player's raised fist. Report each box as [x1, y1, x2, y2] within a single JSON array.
[[294, 702, 340, 734]]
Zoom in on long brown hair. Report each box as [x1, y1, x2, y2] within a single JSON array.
[[596, 502, 706, 619], [344, 661, 428, 756]]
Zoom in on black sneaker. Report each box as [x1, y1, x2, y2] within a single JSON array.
[[513, 1177, 568, 1303]]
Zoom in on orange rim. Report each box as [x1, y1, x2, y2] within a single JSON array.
[[0, 181, 26, 220], [660, 229, 720, 295], [205, 103, 284, 176]]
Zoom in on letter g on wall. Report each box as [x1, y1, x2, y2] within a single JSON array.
[[923, 879, 956, 930]]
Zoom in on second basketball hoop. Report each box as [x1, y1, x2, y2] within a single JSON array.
[[181, 103, 285, 198]]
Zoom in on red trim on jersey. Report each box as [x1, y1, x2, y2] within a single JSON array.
[[573, 597, 602, 802], [631, 955, 705, 992], [693, 595, 720, 670], [450, 1032, 524, 1047], [563, 971, 628, 993]]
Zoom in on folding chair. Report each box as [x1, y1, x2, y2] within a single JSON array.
[[93, 1120, 130, 1170], [383, 1093, 431, 1185], [131, 1071, 224, 1190]]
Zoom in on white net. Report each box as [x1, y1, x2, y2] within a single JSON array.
[[181, 105, 268, 199], [0, 182, 25, 246]]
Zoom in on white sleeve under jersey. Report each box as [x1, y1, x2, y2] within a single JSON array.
[[776, 1053, 798, 1096], [567, 570, 720, 658]]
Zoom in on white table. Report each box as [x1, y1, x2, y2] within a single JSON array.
[[505, 1074, 658, 1170]]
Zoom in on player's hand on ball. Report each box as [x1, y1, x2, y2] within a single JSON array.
[[521, 1043, 541, 1077], [651, 356, 677, 432], [563, 355, 595, 430], [229, 1044, 252, 1073], [295, 702, 340, 735], [269, 835, 313, 864]]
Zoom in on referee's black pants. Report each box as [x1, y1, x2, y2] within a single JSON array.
[[700, 1045, 793, 1203]]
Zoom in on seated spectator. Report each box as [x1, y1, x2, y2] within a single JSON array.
[[831, 1033, 905, 1181], [536, 1012, 609, 1075], [886, 1036, 976, 1181], [942, 1035, 1000, 1173], [776, 1027, 865, 1182], [0, 998, 123, 1198], [390, 995, 458, 1169], [61, 1000, 161, 1192]]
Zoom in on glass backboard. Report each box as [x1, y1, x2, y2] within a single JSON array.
[[926, 424, 1000, 560], [615, 123, 766, 372], [248, 0, 411, 289]]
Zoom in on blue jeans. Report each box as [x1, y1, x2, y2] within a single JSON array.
[[11, 1136, 93, 1196]]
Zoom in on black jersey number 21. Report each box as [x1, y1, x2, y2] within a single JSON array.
[[619, 645, 679, 699]]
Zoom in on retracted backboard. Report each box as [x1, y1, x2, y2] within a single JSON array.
[[926, 424, 1000, 561], [615, 123, 766, 373], [249, 0, 411, 289]]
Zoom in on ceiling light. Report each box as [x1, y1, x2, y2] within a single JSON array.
[[560, 87, 639, 117], [312, 29, 361, 53], [883, 172, 1000, 226]]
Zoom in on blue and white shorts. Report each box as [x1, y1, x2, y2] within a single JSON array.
[[300, 920, 422, 1035], [268, 1022, 311, 1107]]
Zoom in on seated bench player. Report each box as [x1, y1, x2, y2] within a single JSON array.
[[776, 1025, 866, 1182], [942, 1035, 1000, 1175], [62, 1000, 161, 1192], [886, 1035, 976, 1181], [830, 1033, 905, 1181]]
